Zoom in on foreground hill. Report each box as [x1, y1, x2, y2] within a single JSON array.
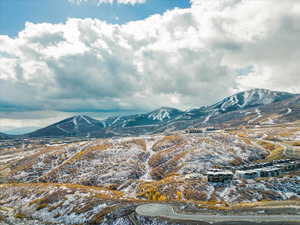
[[15, 88, 300, 138], [0, 183, 299, 225], [0, 124, 300, 224], [2, 127, 300, 203]]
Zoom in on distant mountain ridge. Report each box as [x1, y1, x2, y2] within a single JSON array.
[[178, 88, 295, 121], [210, 88, 293, 111], [27, 115, 104, 138], [0, 132, 11, 140], [103, 107, 184, 128], [2, 88, 299, 139]]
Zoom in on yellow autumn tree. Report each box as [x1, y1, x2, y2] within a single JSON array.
[[177, 191, 183, 200]]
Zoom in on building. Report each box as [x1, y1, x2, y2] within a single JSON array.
[[186, 128, 204, 134], [236, 170, 259, 179], [257, 167, 281, 177], [207, 170, 233, 183], [206, 127, 217, 132], [276, 161, 300, 172], [204, 159, 300, 183]]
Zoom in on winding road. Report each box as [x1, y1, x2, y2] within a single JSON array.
[[136, 204, 300, 223]]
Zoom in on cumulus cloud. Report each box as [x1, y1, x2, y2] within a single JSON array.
[[0, 0, 300, 128], [68, 0, 146, 5]]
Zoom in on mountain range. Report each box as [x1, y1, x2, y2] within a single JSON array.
[[1, 88, 300, 139]]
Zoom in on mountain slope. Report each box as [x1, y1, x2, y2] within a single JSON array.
[[168, 92, 300, 130], [104, 107, 184, 128], [210, 88, 295, 112], [24, 89, 300, 138], [0, 132, 10, 140], [179, 88, 295, 121], [27, 115, 104, 137]]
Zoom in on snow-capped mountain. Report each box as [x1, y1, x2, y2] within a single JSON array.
[[147, 107, 183, 121], [103, 107, 184, 128], [13, 88, 300, 138], [178, 88, 295, 121], [209, 88, 294, 113], [27, 115, 104, 137]]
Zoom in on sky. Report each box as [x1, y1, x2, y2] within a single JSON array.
[[0, 0, 300, 133]]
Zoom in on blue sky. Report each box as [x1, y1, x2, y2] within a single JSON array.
[[0, 0, 191, 37]]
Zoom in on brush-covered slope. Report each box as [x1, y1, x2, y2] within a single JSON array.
[[1, 125, 300, 224], [2, 128, 300, 203], [211, 88, 294, 112]]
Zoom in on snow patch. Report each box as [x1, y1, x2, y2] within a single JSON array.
[[148, 108, 172, 121], [80, 115, 92, 125]]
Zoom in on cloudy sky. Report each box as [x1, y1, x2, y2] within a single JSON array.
[[0, 0, 300, 133]]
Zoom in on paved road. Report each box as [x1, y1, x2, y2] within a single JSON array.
[[136, 204, 300, 223]]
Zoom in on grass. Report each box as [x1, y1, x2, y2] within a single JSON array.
[[264, 147, 285, 161], [41, 144, 111, 179], [122, 139, 147, 151], [36, 203, 48, 210], [289, 141, 300, 146], [152, 135, 184, 152], [48, 202, 64, 212], [89, 205, 119, 224], [256, 140, 285, 162], [15, 213, 26, 219], [150, 151, 188, 180], [1, 182, 124, 200]]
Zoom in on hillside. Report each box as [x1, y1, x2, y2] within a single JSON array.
[[0, 132, 10, 140], [2, 127, 300, 202], [0, 89, 299, 140], [104, 107, 184, 128], [0, 124, 300, 224], [27, 115, 105, 138]]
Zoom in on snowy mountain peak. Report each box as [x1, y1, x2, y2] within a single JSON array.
[[148, 107, 183, 121], [22, 88, 299, 138], [76, 115, 93, 125], [70, 115, 95, 127], [211, 88, 295, 113], [27, 114, 105, 137]]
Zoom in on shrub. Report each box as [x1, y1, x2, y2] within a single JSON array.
[[15, 213, 26, 219], [291, 141, 300, 146], [36, 203, 49, 210]]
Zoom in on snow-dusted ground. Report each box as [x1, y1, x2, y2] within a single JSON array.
[[248, 108, 262, 124], [140, 137, 158, 181], [0, 129, 299, 207], [0, 183, 123, 225]]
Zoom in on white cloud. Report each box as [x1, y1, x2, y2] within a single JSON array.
[[1, 0, 300, 128]]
